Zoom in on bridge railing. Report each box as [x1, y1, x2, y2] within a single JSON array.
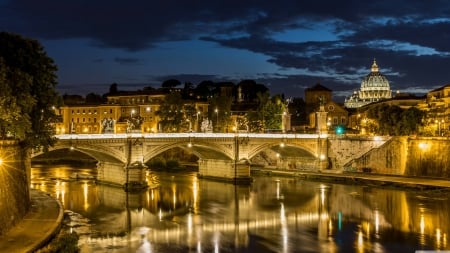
[[55, 133, 323, 139]]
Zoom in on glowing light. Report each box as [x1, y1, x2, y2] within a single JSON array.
[[187, 142, 192, 148], [280, 142, 285, 148], [419, 142, 428, 150], [320, 154, 326, 160], [375, 210, 380, 234], [83, 182, 89, 211], [358, 229, 363, 248], [420, 214, 425, 234], [276, 179, 281, 199], [437, 228, 442, 248], [0, 158, 3, 166]]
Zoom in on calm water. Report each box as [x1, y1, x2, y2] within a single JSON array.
[[31, 165, 450, 253]]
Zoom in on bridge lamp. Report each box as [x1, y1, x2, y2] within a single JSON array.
[[187, 142, 192, 148], [320, 154, 326, 160], [0, 158, 3, 166], [280, 142, 285, 148], [70, 146, 74, 151]]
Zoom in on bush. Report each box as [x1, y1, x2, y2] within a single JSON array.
[[47, 232, 79, 253], [166, 159, 180, 170]]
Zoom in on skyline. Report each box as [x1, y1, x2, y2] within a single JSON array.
[[2, 1, 450, 101]]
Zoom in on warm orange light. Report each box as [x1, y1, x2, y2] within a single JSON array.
[[0, 158, 3, 165], [419, 142, 428, 150]]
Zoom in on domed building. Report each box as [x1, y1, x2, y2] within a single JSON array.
[[344, 59, 392, 108]]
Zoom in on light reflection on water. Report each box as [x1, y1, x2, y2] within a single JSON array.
[[31, 165, 450, 253]]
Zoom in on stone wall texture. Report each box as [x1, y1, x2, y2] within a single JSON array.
[[341, 136, 450, 178], [0, 141, 30, 235]]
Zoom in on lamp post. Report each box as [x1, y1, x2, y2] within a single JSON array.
[[196, 111, 200, 132], [215, 108, 218, 132], [436, 119, 445, 136]]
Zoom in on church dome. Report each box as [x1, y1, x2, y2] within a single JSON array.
[[344, 59, 392, 108], [360, 60, 390, 90]]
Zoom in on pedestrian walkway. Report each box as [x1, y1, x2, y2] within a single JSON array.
[[254, 168, 450, 189], [0, 189, 63, 253]]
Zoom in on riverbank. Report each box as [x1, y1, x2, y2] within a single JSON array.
[[0, 189, 64, 253], [252, 168, 450, 190]]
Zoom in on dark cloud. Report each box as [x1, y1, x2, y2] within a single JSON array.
[[152, 74, 224, 85], [2, 0, 450, 100], [114, 57, 142, 65]]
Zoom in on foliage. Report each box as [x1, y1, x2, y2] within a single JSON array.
[[85, 93, 104, 104], [44, 232, 80, 253], [246, 92, 286, 132], [366, 104, 424, 135], [289, 97, 307, 126], [0, 32, 61, 150], [156, 92, 197, 132], [146, 157, 166, 169], [161, 79, 181, 88], [208, 95, 232, 132], [165, 159, 180, 170]]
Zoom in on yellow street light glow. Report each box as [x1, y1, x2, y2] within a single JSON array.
[[0, 158, 3, 165], [418, 142, 428, 150]]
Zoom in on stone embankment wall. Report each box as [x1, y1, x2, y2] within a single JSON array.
[[340, 136, 450, 178], [342, 137, 408, 174], [0, 141, 30, 235], [405, 138, 450, 178], [328, 136, 392, 171]]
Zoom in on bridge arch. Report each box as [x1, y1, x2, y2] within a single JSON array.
[[143, 139, 233, 163], [31, 142, 126, 165], [247, 142, 317, 160]]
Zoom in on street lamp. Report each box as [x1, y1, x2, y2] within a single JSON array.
[[214, 108, 218, 132], [436, 119, 445, 136], [196, 111, 200, 132]]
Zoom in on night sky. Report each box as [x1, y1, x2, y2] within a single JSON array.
[[2, 0, 450, 102]]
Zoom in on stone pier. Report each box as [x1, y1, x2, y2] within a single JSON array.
[[198, 158, 252, 184]]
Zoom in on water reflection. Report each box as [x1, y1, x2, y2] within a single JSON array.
[[31, 165, 450, 253]]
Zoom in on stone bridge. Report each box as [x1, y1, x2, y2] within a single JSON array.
[[31, 133, 329, 188]]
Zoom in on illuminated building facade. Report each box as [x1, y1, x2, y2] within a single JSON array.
[[55, 91, 209, 134], [344, 59, 392, 108], [304, 83, 348, 132]]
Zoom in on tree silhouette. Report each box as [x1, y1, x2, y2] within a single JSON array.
[[0, 32, 61, 150]]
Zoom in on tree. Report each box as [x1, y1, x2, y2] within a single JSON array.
[[109, 83, 118, 94], [156, 92, 188, 132], [208, 95, 232, 132], [85, 93, 104, 104], [161, 79, 181, 89], [0, 32, 61, 150], [366, 104, 424, 136], [246, 92, 285, 132]]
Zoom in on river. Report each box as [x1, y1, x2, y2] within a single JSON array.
[[31, 165, 450, 253]]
